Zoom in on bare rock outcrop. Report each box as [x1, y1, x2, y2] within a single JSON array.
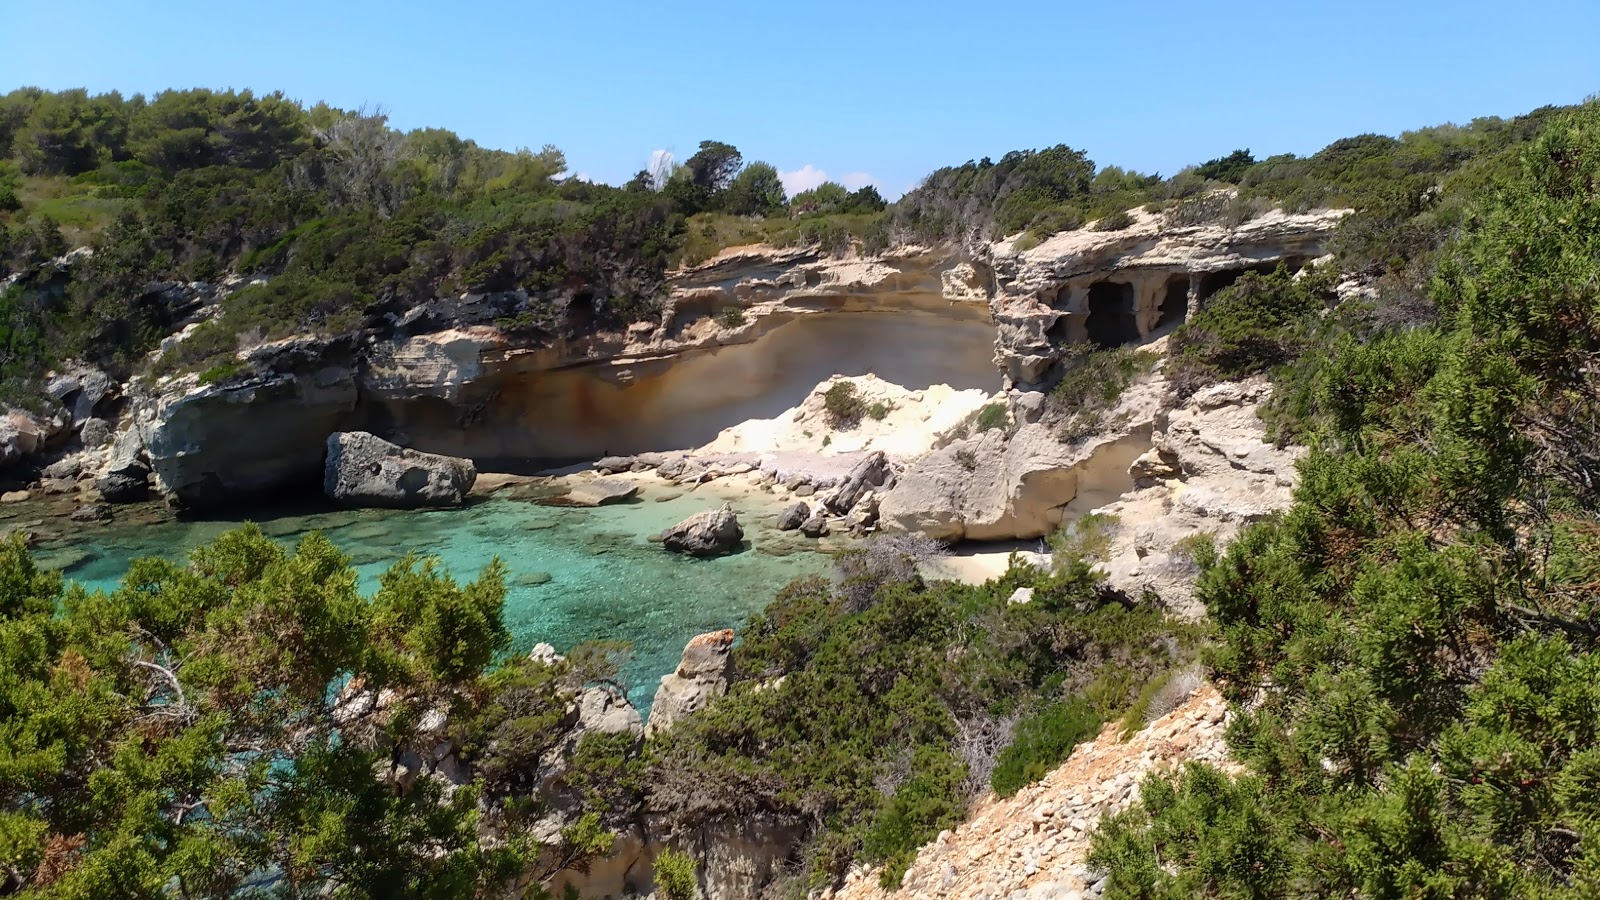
[[323, 431, 476, 508], [880, 374, 1163, 542], [645, 628, 735, 737], [827, 686, 1233, 900], [658, 503, 744, 557], [825, 450, 892, 515], [1093, 378, 1303, 618]]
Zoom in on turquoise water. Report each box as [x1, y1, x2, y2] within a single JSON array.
[[40, 481, 831, 712]]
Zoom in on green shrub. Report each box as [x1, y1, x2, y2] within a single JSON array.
[[715, 305, 746, 328], [975, 402, 1009, 432], [1092, 209, 1135, 231], [1166, 265, 1331, 400], [991, 697, 1102, 797], [867, 401, 889, 420], [822, 380, 866, 427], [1046, 345, 1158, 443], [648, 555, 1197, 887], [653, 848, 698, 900], [197, 357, 243, 385], [1050, 512, 1118, 568]]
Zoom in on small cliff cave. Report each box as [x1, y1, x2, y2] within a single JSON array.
[[1156, 274, 1190, 332], [1085, 281, 1139, 349], [1196, 256, 1309, 302]]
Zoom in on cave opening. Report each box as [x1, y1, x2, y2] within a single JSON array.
[[1196, 257, 1310, 303], [1155, 274, 1189, 332], [1085, 281, 1139, 349]]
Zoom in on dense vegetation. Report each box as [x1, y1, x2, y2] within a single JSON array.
[[0, 85, 1577, 409], [648, 535, 1198, 891], [1085, 101, 1600, 898], [0, 523, 661, 898], [0, 88, 885, 398], [0, 519, 1194, 897]]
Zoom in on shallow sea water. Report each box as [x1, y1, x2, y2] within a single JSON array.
[[41, 480, 830, 713]]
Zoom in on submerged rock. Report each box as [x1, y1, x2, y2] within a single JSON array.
[[69, 503, 112, 524], [658, 502, 743, 557], [323, 432, 476, 509], [647, 629, 735, 737]]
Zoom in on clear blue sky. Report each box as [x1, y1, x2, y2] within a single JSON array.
[[4, 0, 1596, 197]]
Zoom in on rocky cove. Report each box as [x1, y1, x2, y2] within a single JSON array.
[[4, 205, 1341, 898]]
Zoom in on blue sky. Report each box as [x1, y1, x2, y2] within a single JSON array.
[[4, 0, 1596, 197]]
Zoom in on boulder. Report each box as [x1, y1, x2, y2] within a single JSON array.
[[647, 629, 735, 736], [324, 432, 476, 508], [78, 417, 112, 449], [846, 493, 881, 534], [658, 502, 743, 557], [565, 478, 639, 507], [41, 456, 82, 481], [799, 513, 830, 538], [776, 501, 810, 531], [1, 490, 30, 503], [95, 431, 151, 504], [657, 457, 688, 479], [879, 378, 1159, 541], [47, 366, 115, 424], [0, 412, 45, 470], [825, 450, 891, 515]]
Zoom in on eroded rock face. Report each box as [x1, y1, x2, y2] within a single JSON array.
[[646, 628, 735, 737], [323, 431, 476, 508], [133, 343, 359, 506], [1093, 379, 1303, 618], [879, 374, 1164, 542], [987, 207, 1346, 387], [658, 503, 743, 557]]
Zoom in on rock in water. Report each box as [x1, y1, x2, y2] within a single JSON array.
[[323, 432, 476, 508], [776, 501, 810, 531], [647, 629, 735, 736], [564, 477, 639, 507], [658, 502, 743, 556], [799, 512, 830, 538], [69, 503, 112, 523]]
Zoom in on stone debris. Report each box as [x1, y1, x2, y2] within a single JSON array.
[[826, 686, 1233, 900]]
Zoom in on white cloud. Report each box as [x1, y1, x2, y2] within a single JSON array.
[[648, 149, 674, 172], [839, 171, 878, 190], [780, 164, 830, 196]]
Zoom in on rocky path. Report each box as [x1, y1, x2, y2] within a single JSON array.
[[828, 687, 1231, 900]]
